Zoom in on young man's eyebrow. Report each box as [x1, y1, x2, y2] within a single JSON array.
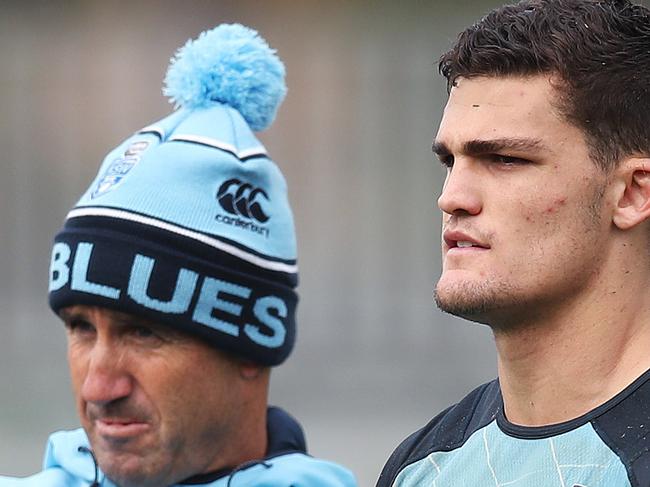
[[432, 141, 451, 157], [464, 138, 545, 155], [433, 138, 546, 157]]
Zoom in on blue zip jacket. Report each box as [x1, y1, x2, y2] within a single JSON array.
[[0, 407, 357, 487]]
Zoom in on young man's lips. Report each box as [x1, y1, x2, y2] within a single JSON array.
[[443, 231, 490, 251], [446, 245, 489, 256], [94, 419, 151, 438]]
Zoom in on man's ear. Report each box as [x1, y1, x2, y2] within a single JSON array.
[[612, 157, 650, 230], [238, 361, 268, 381]]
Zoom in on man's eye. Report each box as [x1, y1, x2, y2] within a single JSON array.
[[490, 154, 528, 165], [132, 326, 156, 339], [439, 155, 454, 168], [128, 325, 165, 345], [66, 319, 95, 335]]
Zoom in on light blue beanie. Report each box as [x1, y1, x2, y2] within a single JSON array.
[[48, 24, 297, 366]]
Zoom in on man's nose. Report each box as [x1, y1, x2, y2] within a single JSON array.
[[437, 160, 482, 216], [81, 343, 132, 406]]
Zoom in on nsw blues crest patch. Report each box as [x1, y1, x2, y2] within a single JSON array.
[[92, 141, 149, 198]]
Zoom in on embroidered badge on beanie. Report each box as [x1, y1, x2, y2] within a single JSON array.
[[48, 24, 297, 366]]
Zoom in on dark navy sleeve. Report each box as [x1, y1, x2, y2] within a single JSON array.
[[591, 373, 650, 487], [376, 380, 501, 487], [376, 405, 455, 487]]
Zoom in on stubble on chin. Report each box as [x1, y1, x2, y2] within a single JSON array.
[[89, 435, 175, 487], [102, 463, 173, 487], [434, 277, 521, 327]]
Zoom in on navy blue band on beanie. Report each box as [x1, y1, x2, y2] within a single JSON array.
[[48, 24, 298, 366], [50, 216, 297, 366]]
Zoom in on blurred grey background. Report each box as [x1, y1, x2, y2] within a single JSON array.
[[0, 1, 504, 485]]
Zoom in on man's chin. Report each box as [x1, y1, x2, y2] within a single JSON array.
[[434, 279, 501, 322], [434, 278, 531, 331], [86, 435, 165, 487], [97, 454, 169, 487]]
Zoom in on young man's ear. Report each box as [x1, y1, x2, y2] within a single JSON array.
[[613, 157, 650, 230]]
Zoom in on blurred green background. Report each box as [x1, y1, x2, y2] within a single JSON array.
[[0, 1, 510, 484]]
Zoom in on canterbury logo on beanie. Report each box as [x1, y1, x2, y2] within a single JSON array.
[[217, 178, 271, 223]]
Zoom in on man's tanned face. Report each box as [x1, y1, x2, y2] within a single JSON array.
[[62, 305, 249, 487]]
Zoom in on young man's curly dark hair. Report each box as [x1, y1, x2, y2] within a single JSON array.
[[439, 0, 650, 169]]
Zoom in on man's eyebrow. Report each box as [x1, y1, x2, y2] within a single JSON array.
[[58, 309, 90, 328], [432, 138, 546, 157], [58, 309, 78, 321], [463, 138, 546, 155], [432, 141, 451, 157]]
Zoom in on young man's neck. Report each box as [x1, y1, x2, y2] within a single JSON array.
[[493, 250, 650, 427]]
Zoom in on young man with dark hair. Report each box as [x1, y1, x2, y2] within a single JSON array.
[[377, 1, 650, 485]]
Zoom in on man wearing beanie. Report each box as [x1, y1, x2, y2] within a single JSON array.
[[0, 24, 356, 487]]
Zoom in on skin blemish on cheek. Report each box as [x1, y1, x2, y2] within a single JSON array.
[[545, 197, 567, 214], [472, 104, 480, 108]]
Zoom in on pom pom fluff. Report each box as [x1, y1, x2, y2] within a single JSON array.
[[164, 24, 287, 132]]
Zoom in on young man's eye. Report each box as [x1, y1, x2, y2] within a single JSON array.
[[439, 155, 454, 168], [491, 154, 528, 165]]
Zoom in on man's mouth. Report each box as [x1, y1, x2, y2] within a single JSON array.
[[456, 240, 481, 248], [94, 418, 151, 440], [443, 231, 490, 251]]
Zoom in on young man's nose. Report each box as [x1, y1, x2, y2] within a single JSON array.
[[437, 160, 482, 216]]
